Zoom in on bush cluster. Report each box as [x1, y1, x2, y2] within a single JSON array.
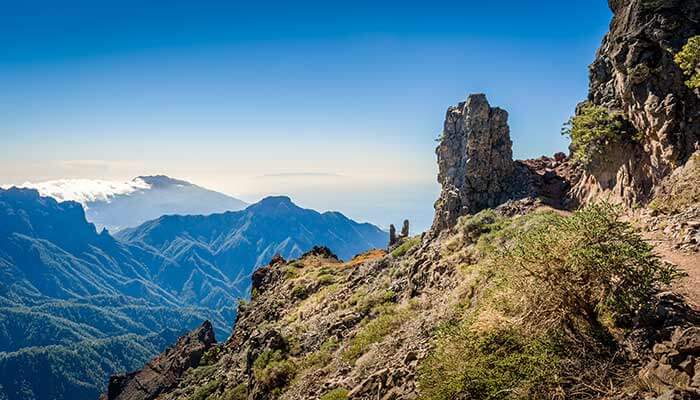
[[562, 103, 625, 166], [419, 203, 681, 399], [252, 350, 296, 392], [675, 35, 700, 89]]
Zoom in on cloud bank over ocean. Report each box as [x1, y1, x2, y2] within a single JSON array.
[[4, 178, 151, 206]]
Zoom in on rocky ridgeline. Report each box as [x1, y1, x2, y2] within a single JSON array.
[[101, 322, 216, 400]]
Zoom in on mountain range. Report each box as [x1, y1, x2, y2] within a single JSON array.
[[10, 175, 248, 232], [0, 187, 386, 400], [96, 2, 700, 399]]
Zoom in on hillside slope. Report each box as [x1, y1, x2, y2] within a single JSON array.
[[0, 187, 234, 400], [105, 1, 700, 398], [0, 187, 387, 400]]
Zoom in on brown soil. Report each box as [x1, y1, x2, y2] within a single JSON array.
[[645, 232, 700, 311]]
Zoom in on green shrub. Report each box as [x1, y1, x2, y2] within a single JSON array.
[[252, 350, 296, 391], [675, 36, 700, 89], [317, 273, 335, 285], [419, 327, 560, 400], [562, 103, 626, 166], [222, 383, 247, 400], [189, 378, 221, 400], [342, 306, 409, 361], [300, 337, 339, 370], [391, 236, 421, 257], [291, 285, 308, 299], [199, 346, 222, 366], [320, 388, 349, 400], [502, 203, 680, 330]]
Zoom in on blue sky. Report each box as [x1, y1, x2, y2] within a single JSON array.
[[0, 1, 613, 232]]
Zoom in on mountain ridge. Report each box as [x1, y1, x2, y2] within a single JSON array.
[[0, 186, 387, 400], [7, 176, 248, 232]]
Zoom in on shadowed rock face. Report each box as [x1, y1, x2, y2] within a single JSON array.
[[432, 94, 515, 231], [572, 0, 700, 205], [101, 321, 216, 400]]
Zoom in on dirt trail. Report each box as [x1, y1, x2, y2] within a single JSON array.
[[644, 233, 700, 311]]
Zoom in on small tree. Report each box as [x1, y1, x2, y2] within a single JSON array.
[[675, 36, 700, 89], [562, 103, 624, 166]]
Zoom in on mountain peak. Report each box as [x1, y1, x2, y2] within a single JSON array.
[[258, 195, 293, 205], [247, 195, 296, 211], [134, 175, 193, 188]]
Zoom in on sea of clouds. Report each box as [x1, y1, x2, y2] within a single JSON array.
[[3, 178, 151, 207]]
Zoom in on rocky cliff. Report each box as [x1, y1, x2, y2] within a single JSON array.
[[571, 0, 700, 205], [101, 321, 216, 400]]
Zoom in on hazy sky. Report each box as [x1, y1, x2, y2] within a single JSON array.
[[0, 1, 613, 232]]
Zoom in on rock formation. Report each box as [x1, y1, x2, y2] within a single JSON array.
[[100, 321, 216, 400], [389, 224, 397, 246], [432, 94, 516, 231], [571, 0, 700, 205], [401, 219, 409, 238]]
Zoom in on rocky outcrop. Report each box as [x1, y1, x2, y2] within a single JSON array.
[[640, 326, 700, 398], [101, 321, 216, 400], [572, 0, 700, 205], [431, 94, 516, 232]]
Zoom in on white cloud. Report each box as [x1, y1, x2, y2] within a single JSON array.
[[4, 178, 151, 207]]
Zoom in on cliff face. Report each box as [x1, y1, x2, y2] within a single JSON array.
[[572, 0, 700, 205], [101, 321, 216, 400]]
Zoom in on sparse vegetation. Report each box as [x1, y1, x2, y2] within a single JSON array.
[[320, 388, 349, 400], [189, 379, 221, 400], [391, 236, 421, 257], [419, 203, 681, 399], [419, 327, 560, 400], [675, 36, 700, 89], [252, 350, 296, 392], [291, 284, 309, 299], [342, 305, 411, 362], [649, 152, 700, 214], [562, 103, 626, 166]]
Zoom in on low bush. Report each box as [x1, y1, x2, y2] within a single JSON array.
[[300, 337, 339, 370], [675, 35, 700, 89], [252, 350, 296, 391], [391, 236, 421, 257], [502, 203, 679, 331], [189, 378, 221, 400], [562, 103, 626, 166], [419, 327, 560, 400], [320, 388, 349, 400]]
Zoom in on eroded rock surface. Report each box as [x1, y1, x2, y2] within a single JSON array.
[[572, 0, 700, 205], [101, 321, 216, 400], [432, 94, 516, 231]]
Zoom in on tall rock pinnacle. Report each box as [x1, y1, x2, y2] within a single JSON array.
[[432, 94, 515, 232]]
